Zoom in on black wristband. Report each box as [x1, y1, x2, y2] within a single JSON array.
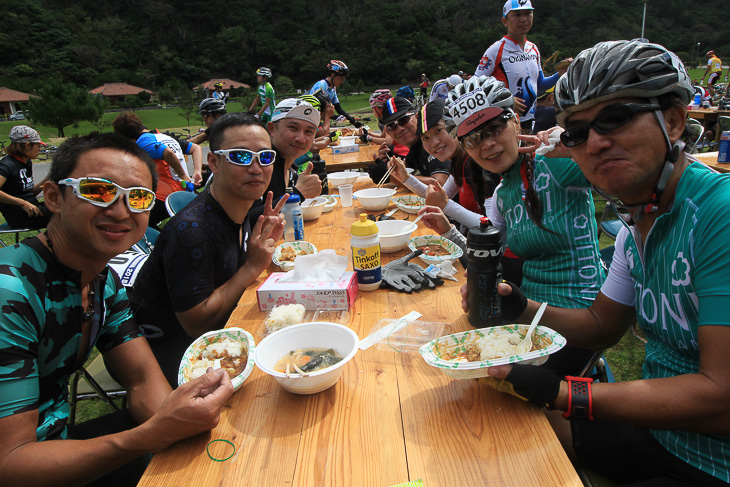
[[562, 376, 594, 421]]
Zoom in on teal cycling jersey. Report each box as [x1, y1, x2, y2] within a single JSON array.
[[489, 155, 604, 308], [603, 161, 730, 483], [0, 237, 140, 441]]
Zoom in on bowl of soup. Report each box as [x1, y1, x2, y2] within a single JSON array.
[[254, 322, 359, 394]]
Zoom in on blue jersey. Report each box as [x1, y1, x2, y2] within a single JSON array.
[[309, 79, 339, 105]]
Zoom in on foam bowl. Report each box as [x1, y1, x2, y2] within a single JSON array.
[[407, 235, 463, 263], [254, 322, 359, 394], [419, 325, 566, 379], [322, 195, 337, 213], [300, 197, 327, 221], [353, 188, 396, 211], [328, 172, 360, 188], [375, 220, 418, 253], [178, 327, 255, 391], [272, 241, 318, 272]]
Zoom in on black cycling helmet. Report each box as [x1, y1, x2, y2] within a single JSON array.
[[198, 98, 227, 115], [555, 39, 692, 126]]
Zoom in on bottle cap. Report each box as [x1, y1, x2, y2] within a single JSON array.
[[350, 213, 379, 236], [286, 194, 301, 204]]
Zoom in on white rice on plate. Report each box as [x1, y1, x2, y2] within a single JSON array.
[[475, 334, 520, 360], [190, 338, 245, 380], [265, 303, 307, 333]]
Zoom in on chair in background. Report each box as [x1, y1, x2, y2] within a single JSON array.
[[165, 191, 197, 217], [131, 227, 160, 254], [68, 355, 127, 426], [0, 223, 37, 247], [685, 118, 705, 154]]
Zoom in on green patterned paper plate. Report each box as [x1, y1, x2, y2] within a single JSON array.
[[393, 195, 425, 214]]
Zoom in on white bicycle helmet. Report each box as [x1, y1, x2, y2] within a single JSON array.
[[445, 76, 515, 137], [555, 39, 692, 126], [198, 98, 226, 115], [447, 74, 463, 88], [256, 67, 272, 78]]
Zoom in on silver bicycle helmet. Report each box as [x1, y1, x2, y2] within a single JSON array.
[[445, 76, 515, 136], [555, 39, 692, 126], [256, 67, 272, 78], [198, 98, 227, 115]]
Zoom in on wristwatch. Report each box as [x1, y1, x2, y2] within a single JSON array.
[[562, 376, 594, 421]]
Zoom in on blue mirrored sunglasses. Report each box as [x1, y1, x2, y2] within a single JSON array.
[[213, 149, 276, 166]]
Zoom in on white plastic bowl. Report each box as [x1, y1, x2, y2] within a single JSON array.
[[353, 188, 396, 211], [254, 322, 359, 394], [301, 197, 327, 221], [328, 172, 360, 188], [178, 327, 255, 391], [407, 235, 463, 263], [375, 220, 418, 253], [272, 241, 318, 271]]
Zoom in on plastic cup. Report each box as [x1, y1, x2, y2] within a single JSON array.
[[339, 184, 353, 207]]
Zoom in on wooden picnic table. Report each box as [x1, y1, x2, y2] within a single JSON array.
[[137, 178, 582, 487], [320, 143, 379, 172], [693, 151, 730, 173], [687, 108, 730, 142]]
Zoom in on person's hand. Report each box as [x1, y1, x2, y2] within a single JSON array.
[[525, 126, 572, 159], [425, 180, 449, 209], [262, 191, 288, 241], [418, 205, 451, 235], [182, 175, 192, 183], [484, 363, 563, 409], [387, 156, 409, 182], [325, 103, 335, 118], [192, 171, 203, 186], [381, 249, 444, 293], [21, 201, 42, 217], [517, 134, 540, 154], [376, 142, 390, 161], [513, 96, 528, 116], [556, 57, 573, 76], [246, 213, 283, 271], [497, 280, 528, 320], [145, 368, 234, 450], [294, 163, 322, 199]]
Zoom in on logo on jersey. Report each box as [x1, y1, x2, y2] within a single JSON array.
[[671, 252, 691, 286], [534, 172, 550, 191], [478, 56, 493, 71], [573, 214, 588, 229]]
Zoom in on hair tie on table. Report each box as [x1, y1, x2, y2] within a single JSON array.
[[207, 439, 236, 462]]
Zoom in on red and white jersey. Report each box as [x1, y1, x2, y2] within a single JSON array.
[[475, 36, 543, 121]]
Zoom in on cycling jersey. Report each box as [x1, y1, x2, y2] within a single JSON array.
[[693, 86, 712, 104], [475, 36, 559, 122], [707, 56, 722, 74], [212, 90, 226, 101], [257, 82, 276, 121], [488, 155, 604, 308], [600, 161, 730, 484], [136, 132, 191, 202], [429, 79, 450, 102], [309, 79, 338, 105]]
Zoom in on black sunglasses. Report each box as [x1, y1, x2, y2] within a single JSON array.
[[385, 113, 415, 133], [560, 103, 662, 147], [458, 113, 513, 149]]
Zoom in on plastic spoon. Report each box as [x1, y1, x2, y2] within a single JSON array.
[[412, 213, 425, 225], [511, 301, 548, 354]]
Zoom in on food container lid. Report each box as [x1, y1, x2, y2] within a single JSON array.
[[368, 319, 452, 353], [350, 213, 379, 236]]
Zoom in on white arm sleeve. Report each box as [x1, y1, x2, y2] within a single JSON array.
[[599, 227, 637, 306], [403, 174, 428, 197]]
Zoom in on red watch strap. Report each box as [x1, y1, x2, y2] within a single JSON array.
[[562, 376, 594, 421]]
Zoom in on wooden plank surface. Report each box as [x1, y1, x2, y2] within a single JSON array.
[[138, 176, 581, 487], [320, 144, 379, 172], [693, 151, 730, 173]]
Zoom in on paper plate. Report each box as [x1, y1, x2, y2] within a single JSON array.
[[407, 235, 463, 263], [419, 324, 566, 380], [272, 241, 318, 271], [178, 327, 256, 391], [393, 195, 425, 214], [322, 195, 337, 213]]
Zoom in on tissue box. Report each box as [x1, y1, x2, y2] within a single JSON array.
[[331, 143, 360, 155], [256, 271, 359, 311]]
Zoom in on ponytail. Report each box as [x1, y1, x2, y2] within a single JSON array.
[[522, 153, 556, 234]]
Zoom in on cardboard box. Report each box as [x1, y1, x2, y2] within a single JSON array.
[[257, 271, 358, 311]]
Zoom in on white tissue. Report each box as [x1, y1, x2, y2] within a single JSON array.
[[535, 127, 565, 156], [277, 249, 348, 282], [425, 261, 459, 281]]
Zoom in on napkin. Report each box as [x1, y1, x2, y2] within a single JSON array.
[[535, 127, 565, 156], [277, 249, 348, 282]]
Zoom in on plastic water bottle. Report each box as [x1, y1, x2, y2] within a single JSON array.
[[282, 194, 304, 242], [693, 93, 701, 108], [350, 213, 381, 291], [466, 217, 503, 327]]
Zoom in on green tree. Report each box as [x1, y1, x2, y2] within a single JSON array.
[[27, 81, 105, 137], [274, 75, 295, 97], [122, 95, 143, 110], [137, 91, 152, 104], [176, 93, 198, 126]]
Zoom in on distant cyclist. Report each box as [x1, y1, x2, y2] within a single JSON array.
[[418, 74, 430, 105], [188, 98, 226, 145], [475, 0, 571, 131], [429, 74, 462, 102], [308, 60, 362, 128], [211, 82, 229, 103], [248, 67, 277, 123], [700, 50, 723, 98]]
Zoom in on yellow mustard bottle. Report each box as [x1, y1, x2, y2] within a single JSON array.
[[350, 213, 382, 291]]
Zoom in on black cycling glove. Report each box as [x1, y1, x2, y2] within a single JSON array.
[[482, 363, 562, 409], [500, 280, 528, 321]]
